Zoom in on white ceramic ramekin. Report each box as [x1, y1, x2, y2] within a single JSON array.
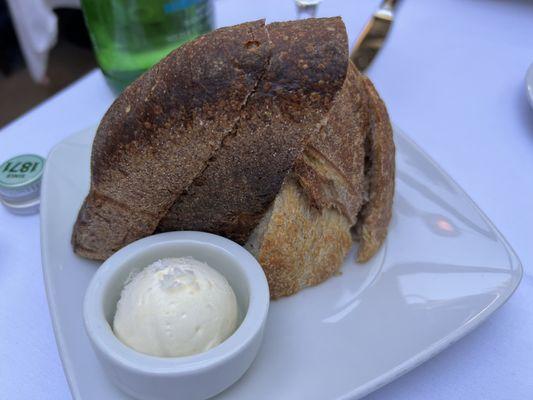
[[83, 231, 270, 400]]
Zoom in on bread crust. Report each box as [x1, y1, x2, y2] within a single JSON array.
[[353, 76, 395, 262], [71, 18, 395, 300], [246, 62, 374, 298], [72, 18, 348, 260], [293, 62, 368, 224], [156, 18, 349, 243]]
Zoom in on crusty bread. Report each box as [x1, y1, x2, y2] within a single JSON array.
[[352, 76, 395, 262], [245, 178, 352, 298], [293, 62, 369, 225], [72, 20, 270, 260], [245, 62, 378, 298], [72, 18, 395, 299], [156, 18, 348, 243], [72, 18, 348, 260]]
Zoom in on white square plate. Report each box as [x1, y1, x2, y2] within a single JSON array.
[[41, 126, 522, 400]]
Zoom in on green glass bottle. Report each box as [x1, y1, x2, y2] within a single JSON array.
[[81, 0, 213, 92]]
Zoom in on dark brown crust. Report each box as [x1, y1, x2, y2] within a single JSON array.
[[354, 76, 395, 262], [249, 62, 391, 299], [156, 18, 348, 243], [72, 20, 270, 260], [72, 15, 394, 281], [292, 62, 368, 224]]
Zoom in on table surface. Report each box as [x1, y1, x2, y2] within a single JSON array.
[[1, 1, 532, 399]]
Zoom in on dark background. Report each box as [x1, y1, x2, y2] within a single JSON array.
[[0, 1, 96, 127]]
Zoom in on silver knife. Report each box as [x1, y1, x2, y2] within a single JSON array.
[[350, 0, 400, 72]]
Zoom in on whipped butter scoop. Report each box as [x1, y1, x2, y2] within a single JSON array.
[[113, 257, 238, 357]]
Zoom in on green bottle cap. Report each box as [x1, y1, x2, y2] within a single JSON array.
[[0, 154, 45, 215]]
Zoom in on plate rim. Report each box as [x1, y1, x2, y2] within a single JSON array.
[[40, 127, 94, 400], [342, 130, 523, 400], [40, 125, 523, 400]]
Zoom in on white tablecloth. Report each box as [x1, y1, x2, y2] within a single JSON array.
[[1, 1, 532, 399]]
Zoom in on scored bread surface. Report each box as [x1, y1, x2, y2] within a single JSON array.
[[353, 76, 395, 262], [156, 18, 349, 243], [72, 18, 348, 260], [246, 62, 374, 298], [71, 18, 395, 299]]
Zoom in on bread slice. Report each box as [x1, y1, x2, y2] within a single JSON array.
[[353, 76, 395, 262], [245, 178, 352, 298], [244, 62, 371, 298], [72, 18, 349, 260], [71, 18, 395, 300], [293, 62, 369, 224], [156, 18, 349, 243], [246, 65, 395, 298]]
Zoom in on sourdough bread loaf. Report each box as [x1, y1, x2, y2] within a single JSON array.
[[72, 18, 395, 299], [156, 18, 349, 243], [72, 18, 348, 260]]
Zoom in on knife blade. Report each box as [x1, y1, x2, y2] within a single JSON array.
[[350, 0, 399, 72]]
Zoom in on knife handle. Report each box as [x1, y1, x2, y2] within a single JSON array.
[[382, 0, 400, 12]]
